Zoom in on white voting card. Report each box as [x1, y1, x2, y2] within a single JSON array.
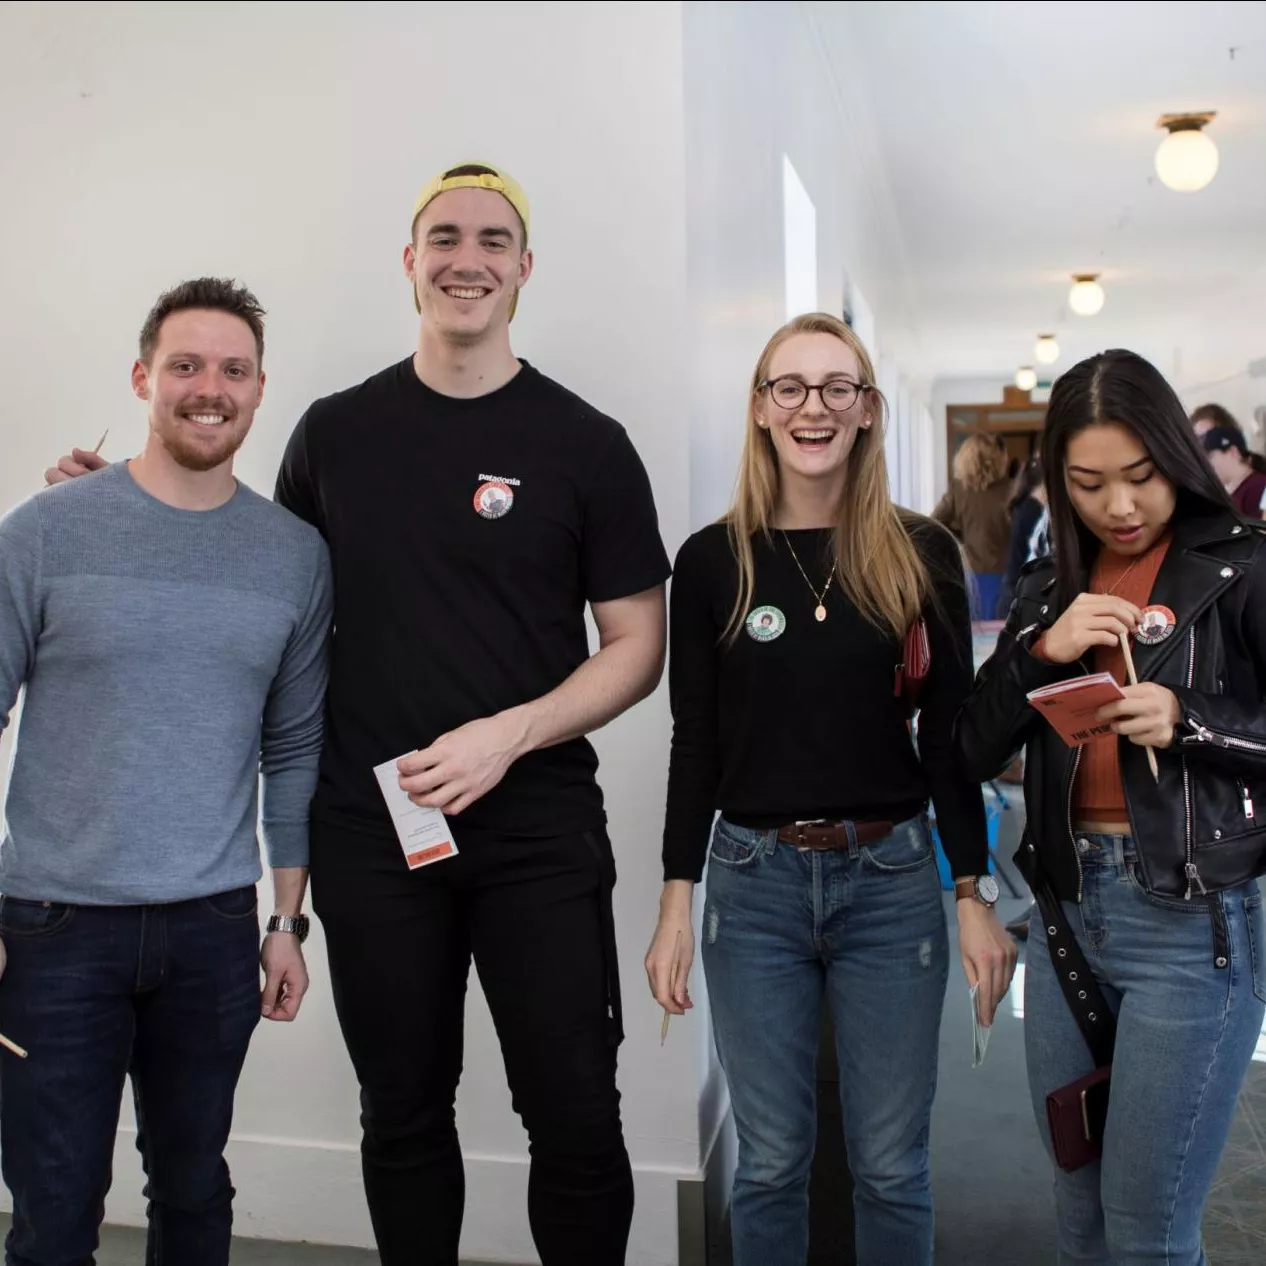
[[373, 754, 459, 870], [970, 984, 993, 1068]]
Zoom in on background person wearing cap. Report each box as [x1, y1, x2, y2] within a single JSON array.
[[272, 163, 668, 1264], [1190, 401, 1240, 439], [1202, 424, 1266, 519]]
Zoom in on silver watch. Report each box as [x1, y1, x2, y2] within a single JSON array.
[[266, 913, 310, 944]]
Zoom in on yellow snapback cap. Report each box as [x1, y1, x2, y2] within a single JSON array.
[[411, 163, 530, 242]]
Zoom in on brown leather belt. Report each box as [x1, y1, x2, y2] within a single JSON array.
[[775, 820, 895, 851]]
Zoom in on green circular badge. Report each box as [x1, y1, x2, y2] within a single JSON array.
[[745, 605, 786, 643]]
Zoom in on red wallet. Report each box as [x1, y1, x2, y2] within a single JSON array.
[[1046, 1064, 1111, 1172]]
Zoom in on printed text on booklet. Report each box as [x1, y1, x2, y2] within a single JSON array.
[[373, 756, 459, 870], [1027, 674, 1127, 747]]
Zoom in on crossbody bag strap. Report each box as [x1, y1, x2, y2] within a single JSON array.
[[1031, 875, 1116, 1068]]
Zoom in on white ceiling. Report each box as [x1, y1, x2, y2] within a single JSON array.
[[815, 1, 1266, 398]]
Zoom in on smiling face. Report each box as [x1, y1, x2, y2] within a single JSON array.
[[403, 187, 532, 345], [131, 308, 263, 473], [754, 331, 872, 491], [1063, 421, 1177, 556]]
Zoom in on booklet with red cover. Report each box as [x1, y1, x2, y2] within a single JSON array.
[[1027, 673, 1127, 747]]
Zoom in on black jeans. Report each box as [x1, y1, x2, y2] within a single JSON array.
[[311, 819, 633, 1266], [0, 888, 262, 1266]]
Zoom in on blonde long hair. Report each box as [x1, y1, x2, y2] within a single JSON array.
[[724, 313, 930, 643], [951, 431, 1009, 492]]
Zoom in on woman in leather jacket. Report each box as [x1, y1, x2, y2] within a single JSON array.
[[957, 349, 1266, 1265]]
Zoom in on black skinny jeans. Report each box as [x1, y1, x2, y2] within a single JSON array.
[[310, 818, 633, 1266]]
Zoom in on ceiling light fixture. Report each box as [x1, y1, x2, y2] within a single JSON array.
[[1155, 112, 1218, 192], [1069, 274, 1105, 317], [1015, 366, 1038, 393], [1034, 334, 1060, 365]]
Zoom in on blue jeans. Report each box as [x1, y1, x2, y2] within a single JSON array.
[[0, 889, 262, 1266], [702, 815, 949, 1266], [1025, 833, 1266, 1265]]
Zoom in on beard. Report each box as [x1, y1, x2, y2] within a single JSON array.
[[156, 399, 248, 472], [160, 427, 247, 472]]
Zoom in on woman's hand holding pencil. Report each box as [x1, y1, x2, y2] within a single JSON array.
[[1096, 639, 1180, 780], [645, 887, 695, 1044]]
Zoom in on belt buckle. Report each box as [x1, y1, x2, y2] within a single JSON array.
[[793, 818, 832, 850]]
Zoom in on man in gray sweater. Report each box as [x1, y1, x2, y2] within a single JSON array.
[[0, 278, 332, 1266]]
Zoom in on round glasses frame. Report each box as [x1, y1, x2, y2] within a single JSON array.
[[759, 377, 869, 412]]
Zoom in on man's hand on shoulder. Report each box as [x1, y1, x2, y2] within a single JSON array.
[[44, 448, 108, 487]]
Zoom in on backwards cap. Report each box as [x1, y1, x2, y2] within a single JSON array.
[[412, 163, 530, 243]]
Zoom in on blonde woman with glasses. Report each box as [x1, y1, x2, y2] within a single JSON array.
[[646, 314, 1016, 1265]]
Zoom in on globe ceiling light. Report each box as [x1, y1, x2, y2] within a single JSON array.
[[1155, 112, 1218, 193], [1069, 274, 1105, 317], [1015, 366, 1038, 393], [1034, 334, 1060, 365]]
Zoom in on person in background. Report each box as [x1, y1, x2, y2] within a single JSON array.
[[1190, 401, 1239, 439], [995, 454, 1050, 618], [992, 455, 1052, 798], [958, 349, 1266, 1265], [647, 312, 1015, 1266], [1202, 424, 1266, 520], [933, 431, 1012, 619], [7, 278, 331, 1265]]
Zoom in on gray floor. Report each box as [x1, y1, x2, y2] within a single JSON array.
[[0, 1216, 382, 1264]]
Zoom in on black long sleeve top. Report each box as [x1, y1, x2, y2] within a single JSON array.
[[662, 517, 988, 882]]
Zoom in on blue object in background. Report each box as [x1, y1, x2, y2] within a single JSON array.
[[969, 572, 1004, 624], [931, 783, 1007, 890]]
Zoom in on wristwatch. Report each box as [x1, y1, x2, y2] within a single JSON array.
[[954, 875, 1000, 908], [266, 913, 310, 944]]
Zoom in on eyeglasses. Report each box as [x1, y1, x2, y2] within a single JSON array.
[[760, 377, 868, 412]]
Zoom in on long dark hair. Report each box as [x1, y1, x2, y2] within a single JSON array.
[[1008, 454, 1043, 512], [1041, 350, 1234, 611]]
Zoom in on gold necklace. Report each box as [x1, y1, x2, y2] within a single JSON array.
[[781, 531, 836, 622], [1093, 534, 1165, 596], [1093, 555, 1142, 597]]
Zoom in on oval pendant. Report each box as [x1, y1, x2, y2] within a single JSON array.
[[814, 605, 827, 622]]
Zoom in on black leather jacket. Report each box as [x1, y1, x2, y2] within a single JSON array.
[[957, 509, 1266, 923]]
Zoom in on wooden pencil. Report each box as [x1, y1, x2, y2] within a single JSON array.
[[1119, 632, 1160, 783]]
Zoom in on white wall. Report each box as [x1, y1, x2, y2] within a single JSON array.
[[0, 3, 695, 1263], [682, 0, 926, 527]]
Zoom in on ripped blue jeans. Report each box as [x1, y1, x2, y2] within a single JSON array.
[[701, 814, 949, 1266]]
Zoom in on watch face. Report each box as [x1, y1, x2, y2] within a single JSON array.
[[977, 875, 1000, 905]]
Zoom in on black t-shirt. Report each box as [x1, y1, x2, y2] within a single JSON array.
[[276, 358, 670, 839], [662, 518, 988, 882]]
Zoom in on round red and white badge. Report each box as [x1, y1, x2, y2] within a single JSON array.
[[473, 480, 514, 520], [1135, 604, 1176, 646]]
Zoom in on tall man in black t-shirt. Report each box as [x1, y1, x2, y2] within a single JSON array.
[[274, 165, 670, 1264]]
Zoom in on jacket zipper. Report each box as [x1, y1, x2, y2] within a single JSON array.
[[1240, 781, 1256, 821], [1066, 746, 1084, 902], [1182, 626, 1206, 900], [1181, 724, 1266, 756]]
